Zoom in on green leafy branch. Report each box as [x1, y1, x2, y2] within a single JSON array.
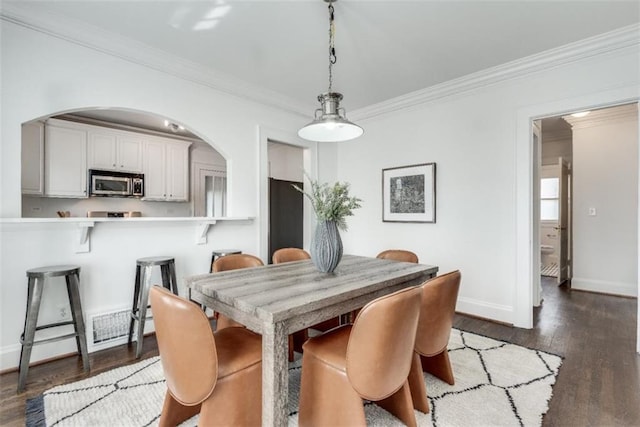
[[292, 174, 362, 231]]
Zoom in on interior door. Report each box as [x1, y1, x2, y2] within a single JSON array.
[[269, 178, 303, 263], [533, 121, 542, 306], [194, 165, 226, 217], [557, 158, 570, 285]]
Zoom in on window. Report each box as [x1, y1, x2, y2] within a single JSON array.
[[540, 177, 559, 221]]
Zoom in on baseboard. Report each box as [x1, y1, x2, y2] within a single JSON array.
[[0, 340, 77, 372], [455, 297, 514, 325], [571, 277, 638, 297]]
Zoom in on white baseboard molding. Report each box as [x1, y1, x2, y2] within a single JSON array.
[[0, 340, 78, 372], [571, 277, 638, 297], [456, 297, 514, 325]]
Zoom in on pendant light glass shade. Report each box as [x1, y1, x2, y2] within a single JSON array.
[[298, 92, 363, 142]]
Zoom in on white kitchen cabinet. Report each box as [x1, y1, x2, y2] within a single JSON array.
[[44, 122, 88, 198], [143, 139, 190, 202], [165, 142, 189, 201], [143, 140, 166, 200], [88, 131, 143, 172], [21, 121, 45, 195]]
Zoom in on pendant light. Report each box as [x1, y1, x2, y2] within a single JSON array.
[[298, 0, 363, 142]]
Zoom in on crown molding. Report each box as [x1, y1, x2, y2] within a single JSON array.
[[351, 24, 640, 121], [2, 2, 638, 124], [0, 3, 312, 118], [563, 102, 638, 129]]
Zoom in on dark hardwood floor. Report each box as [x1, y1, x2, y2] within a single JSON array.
[[1, 277, 638, 426], [455, 277, 640, 427]]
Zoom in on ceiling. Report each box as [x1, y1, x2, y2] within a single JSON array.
[[5, 1, 640, 122]]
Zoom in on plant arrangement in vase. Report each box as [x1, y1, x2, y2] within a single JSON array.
[[293, 175, 362, 273]]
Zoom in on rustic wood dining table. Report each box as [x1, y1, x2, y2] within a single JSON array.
[[185, 254, 438, 427]]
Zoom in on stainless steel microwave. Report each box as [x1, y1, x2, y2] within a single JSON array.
[[89, 169, 144, 197]]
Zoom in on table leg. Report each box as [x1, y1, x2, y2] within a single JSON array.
[[262, 321, 289, 427]]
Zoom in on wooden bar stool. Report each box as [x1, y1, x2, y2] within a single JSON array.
[[18, 265, 89, 392], [127, 256, 177, 358]]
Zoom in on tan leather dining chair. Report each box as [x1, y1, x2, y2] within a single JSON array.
[[272, 247, 310, 264], [271, 248, 322, 359], [149, 286, 262, 427], [407, 270, 461, 413], [215, 252, 301, 362], [376, 249, 419, 263], [298, 286, 423, 427], [212, 253, 264, 330]]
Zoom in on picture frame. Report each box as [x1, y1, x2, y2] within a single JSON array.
[[382, 162, 436, 223]]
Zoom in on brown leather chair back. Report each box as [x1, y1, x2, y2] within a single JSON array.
[[272, 248, 310, 264], [212, 253, 264, 272], [415, 270, 461, 357], [150, 286, 218, 406], [346, 286, 422, 401], [376, 249, 419, 263]]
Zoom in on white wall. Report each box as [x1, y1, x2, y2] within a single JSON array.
[[268, 142, 304, 182], [338, 43, 639, 324], [542, 136, 572, 166], [0, 21, 306, 218], [570, 107, 638, 296], [0, 20, 310, 370]]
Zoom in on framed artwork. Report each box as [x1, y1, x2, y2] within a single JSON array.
[[382, 162, 436, 223]]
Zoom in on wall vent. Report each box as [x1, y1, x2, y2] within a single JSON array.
[[92, 309, 130, 343], [86, 307, 131, 352], [86, 306, 155, 353]]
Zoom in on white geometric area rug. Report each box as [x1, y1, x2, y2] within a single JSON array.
[[26, 329, 562, 427]]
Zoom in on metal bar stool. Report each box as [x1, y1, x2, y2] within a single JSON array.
[[127, 256, 177, 358], [18, 265, 89, 392]]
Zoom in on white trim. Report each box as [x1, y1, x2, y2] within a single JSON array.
[[456, 297, 514, 325], [0, 343, 21, 372], [515, 87, 640, 329], [352, 24, 640, 121], [257, 125, 318, 262], [571, 278, 638, 298], [2, 3, 638, 123], [637, 104, 640, 355]]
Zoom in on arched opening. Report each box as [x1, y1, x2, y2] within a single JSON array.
[[20, 108, 227, 219]]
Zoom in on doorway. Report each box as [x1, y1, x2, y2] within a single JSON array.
[[267, 141, 305, 263], [532, 104, 639, 312]]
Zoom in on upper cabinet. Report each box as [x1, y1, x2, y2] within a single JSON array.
[[44, 120, 88, 198], [21, 117, 194, 204], [21, 121, 45, 195], [88, 130, 143, 172], [144, 139, 190, 202]]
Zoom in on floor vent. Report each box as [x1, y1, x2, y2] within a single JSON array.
[[86, 307, 131, 352]]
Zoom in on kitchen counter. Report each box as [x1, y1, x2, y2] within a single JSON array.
[[0, 216, 254, 252]]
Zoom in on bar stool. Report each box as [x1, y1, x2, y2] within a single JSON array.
[[127, 256, 177, 358], [209, 249, 242, 273], [18, 265, 89, 392]]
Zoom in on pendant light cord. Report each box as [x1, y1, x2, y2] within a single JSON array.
[[328, 2, 336, 93]]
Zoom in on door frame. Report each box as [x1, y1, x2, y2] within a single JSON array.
[[258, 125, 318, 262], [514, 85, 639, 342]]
